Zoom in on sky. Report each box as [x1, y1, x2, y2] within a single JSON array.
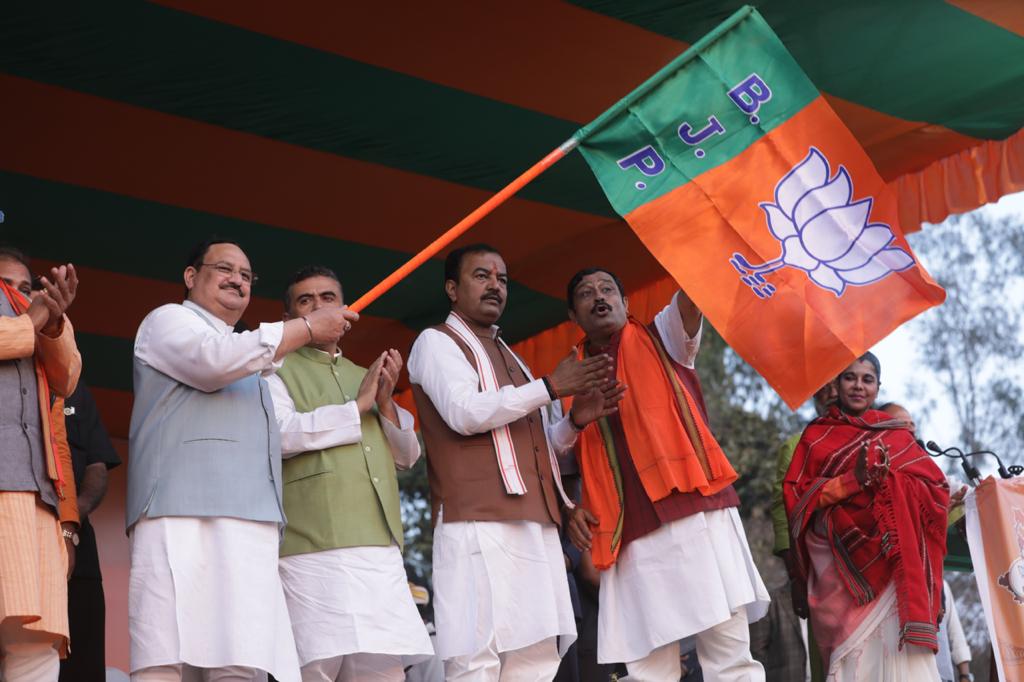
[[873, 189, 1024, 480]]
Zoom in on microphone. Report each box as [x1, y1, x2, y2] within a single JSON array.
[[926, 440, 981, 485], [965, 450, 1013, 480]]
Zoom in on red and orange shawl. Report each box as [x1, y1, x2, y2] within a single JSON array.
[[783, 406, 949, 651]]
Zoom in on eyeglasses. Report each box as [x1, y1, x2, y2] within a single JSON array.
[[198, 262, 258, 285]]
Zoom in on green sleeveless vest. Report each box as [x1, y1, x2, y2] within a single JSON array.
[[276, 347, 403, 557]]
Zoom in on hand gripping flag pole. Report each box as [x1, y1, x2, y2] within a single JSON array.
[[347, 6, 756, 315]]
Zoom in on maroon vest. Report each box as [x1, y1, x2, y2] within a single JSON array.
[[411, 325, 561, 528]]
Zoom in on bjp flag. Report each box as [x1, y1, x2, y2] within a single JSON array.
[[965, 477, 1024, 681], [574, 6, 945, 408]]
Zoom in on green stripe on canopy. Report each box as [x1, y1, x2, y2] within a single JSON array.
[[571, 0, 1024, 139]]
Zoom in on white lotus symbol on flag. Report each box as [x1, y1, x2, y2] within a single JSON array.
[[730, 147, 914, 298]]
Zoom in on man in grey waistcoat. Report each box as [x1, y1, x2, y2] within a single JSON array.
[[0, 247, 81, 682], [126, 239, 357, 682]]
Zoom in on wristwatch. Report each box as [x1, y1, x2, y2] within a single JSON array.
[[62, 527, 80, 547]]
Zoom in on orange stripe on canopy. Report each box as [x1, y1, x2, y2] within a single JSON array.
[[892, 126, 1024, 230], [91, 387, 133, 448]]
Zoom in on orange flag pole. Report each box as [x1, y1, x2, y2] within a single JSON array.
[[348, 137, 580, 313]]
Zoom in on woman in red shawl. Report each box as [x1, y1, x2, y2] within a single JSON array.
[[783, 353, 949, 681]]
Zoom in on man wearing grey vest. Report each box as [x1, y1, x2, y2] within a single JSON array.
[[126, 240, 358, 682], [407, 244, 620, 681], [267, 265, 433, 681], [0, 248, 81, 682]]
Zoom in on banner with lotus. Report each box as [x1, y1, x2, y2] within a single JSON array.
[[575, 6, 945, 408]]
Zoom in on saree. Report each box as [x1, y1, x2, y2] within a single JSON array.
[[784, 407, 948, 672]]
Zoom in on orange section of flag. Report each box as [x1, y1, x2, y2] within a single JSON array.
[[624, 96, 945, 407]]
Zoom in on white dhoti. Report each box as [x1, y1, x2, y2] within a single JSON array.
[[825, 584, 940, 682], [597, 508, 770, 665], [432, 516, 576, 672], [129, 517, 301, 682], [278, 543, 433, 670]]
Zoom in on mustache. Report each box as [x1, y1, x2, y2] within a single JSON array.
[[221, 283, 244, 295], [591, 299, 611, 314], [481, 292, 503, 304]]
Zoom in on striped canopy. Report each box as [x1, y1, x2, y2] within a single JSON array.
[[1, 1, 1021, 438]]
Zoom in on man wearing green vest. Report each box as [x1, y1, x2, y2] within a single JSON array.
[[267, 265, 433, 681]]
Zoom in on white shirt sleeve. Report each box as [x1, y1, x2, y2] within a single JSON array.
[[547, 414, 579, 455], [946, 583, 971, 665], [134, 304, 285, 393], [652, 291, 703, 368], [381, 405, 421, 470], [266, 372, 362, 457], [407, 328, 552, 436]]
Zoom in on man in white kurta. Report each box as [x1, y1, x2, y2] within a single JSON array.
[[127, 241, 357, 682], [266, 266, 433, 681], [407, 244, 617, 681]]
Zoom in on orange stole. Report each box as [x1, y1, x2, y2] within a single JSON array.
[[575, 319, 737, 568]]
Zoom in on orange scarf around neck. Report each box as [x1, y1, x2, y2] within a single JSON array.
[[575, 318, 737, 567]]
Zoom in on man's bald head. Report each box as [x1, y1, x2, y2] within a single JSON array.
[[879, 402, 916, 434]]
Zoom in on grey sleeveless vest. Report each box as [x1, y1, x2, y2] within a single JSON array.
[[126, 309, 285, 531], [0, 291, 55, 508]]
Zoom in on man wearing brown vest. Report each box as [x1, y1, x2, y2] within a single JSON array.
[[407, 244, 617, 681]]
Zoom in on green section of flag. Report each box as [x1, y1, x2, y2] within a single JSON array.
[[576, 8, 817, 217]]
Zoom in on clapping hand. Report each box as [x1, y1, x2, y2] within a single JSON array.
[[547, 350, 613, 397], [570, 381, 627, 429], [37, 264, 78, 336], [376, 349, 403, 426], [356, 353, 385, 414]]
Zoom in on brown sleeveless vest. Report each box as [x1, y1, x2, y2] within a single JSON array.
[[411, 324, 561, 528]]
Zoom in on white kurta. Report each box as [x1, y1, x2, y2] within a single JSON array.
[[936, 580, 970, 681], [596, 294, 769, 663], [432, 515, 577, 660], [597, 508, 770, 663], [407, 323, 578, 661], [129, 301, 300, 680], [278, 544, 433, 667], [129, 517, 300, 680], [266, 355, 432, 667]]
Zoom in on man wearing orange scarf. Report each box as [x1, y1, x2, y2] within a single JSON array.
[[0, 247, 82, 682], [564, 268, 769, 682]]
